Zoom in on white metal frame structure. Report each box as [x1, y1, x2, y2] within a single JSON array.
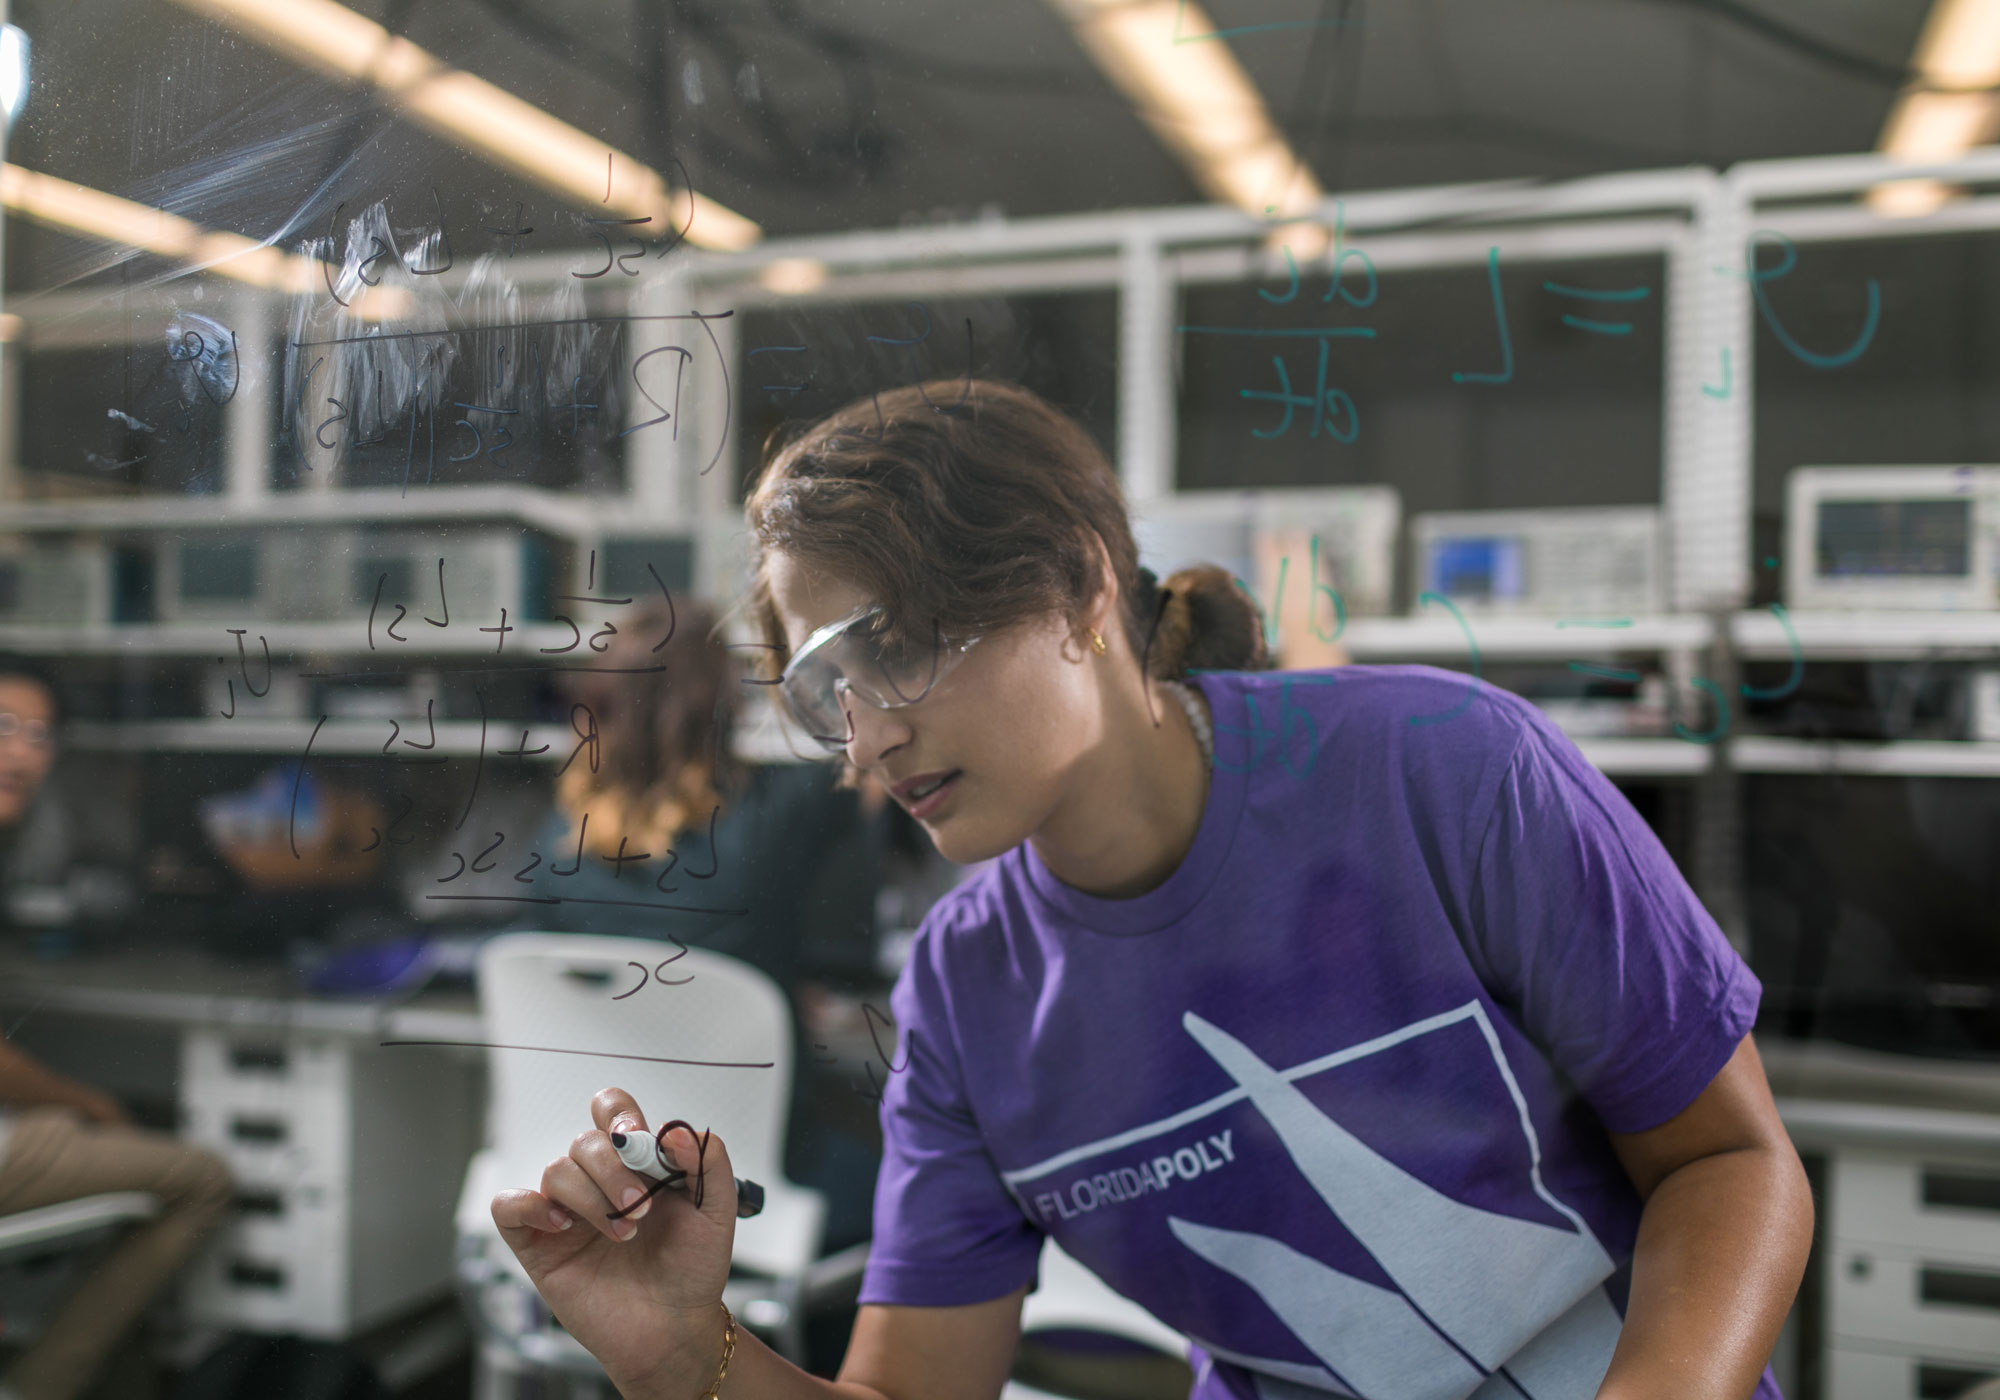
[[1712, 146, 2000, 1400], [1, 167, 1731, 605], [16, 155, 2000, 776]]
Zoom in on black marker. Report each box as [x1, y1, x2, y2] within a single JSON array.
[[610, 1130, 764, 1218]]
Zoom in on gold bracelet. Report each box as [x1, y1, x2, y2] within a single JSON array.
[[697, 1302, 735, 1400]]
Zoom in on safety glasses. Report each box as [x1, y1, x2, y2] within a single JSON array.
[[0, 712, 51, 749], [777, 606, 982, 752]]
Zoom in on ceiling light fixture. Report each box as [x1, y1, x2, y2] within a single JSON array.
[[0, 162, 406, 315], [1043, 0, 1324, 225], [166, 0, 760, 251], [757, 257, 829, 296], [1872, 0, 2000, 215]]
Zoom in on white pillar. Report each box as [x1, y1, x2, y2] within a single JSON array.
[[1664, 172, 1753, 950], [1663, 175, 1752, 613], [1118, 233, 1176, 503], [0, 0, 17, 502], [692, 301, 744, 608], [0, 313, 20, 499], [225, 291, 274, 504], [623, 270, 683, 524]]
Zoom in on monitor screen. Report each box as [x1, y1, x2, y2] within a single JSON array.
[[176, 540, 260, 602], [1426, 536, 1524, 602], [1816, 498, 1972, 579]]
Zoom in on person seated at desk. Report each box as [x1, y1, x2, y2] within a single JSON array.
[[0, 656, 232, 1400], [518, 598, 876, 991]]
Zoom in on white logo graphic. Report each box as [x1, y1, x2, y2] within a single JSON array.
[[1003, 1003, 1627, 1400]]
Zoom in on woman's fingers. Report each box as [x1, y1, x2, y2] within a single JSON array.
[[544, 1142, 653, 1242], [499, 1094, 732, 1251], [491, 1186, 575, 1237], [592, 1086, 646, 1135], [573, 1124, 665, 1225], [659, 1122, 737, 1223]]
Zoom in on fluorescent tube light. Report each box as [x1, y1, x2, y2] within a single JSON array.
[[758, 257, 829, 295], [1044, 0, 1323, 221], [0, 162, 406, 315], [1872, 0, 2000, 214], [167, 0, 760, 251]]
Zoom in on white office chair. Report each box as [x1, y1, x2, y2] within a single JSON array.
[[0, 1192, 160, 1344], [1014, 1239, 1190, 1399], [454, 933, 858, 1398]]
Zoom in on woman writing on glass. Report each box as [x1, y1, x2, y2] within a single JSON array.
[[491, 381, 1811, 1400]]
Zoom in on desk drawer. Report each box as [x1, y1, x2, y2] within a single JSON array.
[[1831, 1245, 2000, 1364], [1833, 1152, 2000, 1261], [1826, 1346, 2000, 1400], [180, 1100, 345, 1189], [183, 1215, 346, 1337], [221, 1182, 345, 1264], [182, 1031, 348, 1094]]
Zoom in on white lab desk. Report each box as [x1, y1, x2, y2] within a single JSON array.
[[1767, 1039, 2000, 1400], [0, 948, 483, 1341]]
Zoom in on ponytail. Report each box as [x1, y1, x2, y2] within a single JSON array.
[[1133, 564, 1271, 679]]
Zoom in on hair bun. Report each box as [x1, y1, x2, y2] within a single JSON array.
[[1145, 564, 1270, 679]]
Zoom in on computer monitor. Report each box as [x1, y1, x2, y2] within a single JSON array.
[[0, 540, 114, 629], [1411, 507, 1663, 617], [1426, 536, 1526, 606], [153, 531, 344, 623], [1786, 466, 2000, 611]]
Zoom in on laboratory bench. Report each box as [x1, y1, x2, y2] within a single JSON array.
[[1765, 1038, 2000, 1400]]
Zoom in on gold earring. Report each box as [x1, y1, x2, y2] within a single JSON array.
[[1089, 629, 1107, 655]]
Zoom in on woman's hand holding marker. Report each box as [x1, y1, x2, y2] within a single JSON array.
[[611, 1124, 768, 1218], [489, 1087, 739, 1397]]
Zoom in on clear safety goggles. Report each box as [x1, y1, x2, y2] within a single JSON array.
[[777, 606, 982, 752]]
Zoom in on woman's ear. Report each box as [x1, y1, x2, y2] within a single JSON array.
[[1080, 532, 1124, 647]]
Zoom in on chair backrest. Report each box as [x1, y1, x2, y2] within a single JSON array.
[[477, 932, 824, 1276], [0, 1193, 160, 1344], [0, 1192, 159, 1260], [1020, 1239, 1187, 1357]]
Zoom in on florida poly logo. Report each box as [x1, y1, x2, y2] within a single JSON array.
[[1006, 1004, 1627, 1400]]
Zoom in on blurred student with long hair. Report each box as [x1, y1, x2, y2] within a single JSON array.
[[522, 598, 877, 993]]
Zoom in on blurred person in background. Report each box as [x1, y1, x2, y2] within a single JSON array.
[[0, 657, 232, 1400], [520, 598, 878, 987]]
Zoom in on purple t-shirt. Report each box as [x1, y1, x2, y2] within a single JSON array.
[[860, 665, 1773, 1400]]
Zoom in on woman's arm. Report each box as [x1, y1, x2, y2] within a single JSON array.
[[1597, 1035, 1812, 1400], [493, 1088, 1025, 1400], [614, 1292, 1028, 1400]]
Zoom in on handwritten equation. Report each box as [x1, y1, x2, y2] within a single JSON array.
[[1185, 207, 1882, 446]]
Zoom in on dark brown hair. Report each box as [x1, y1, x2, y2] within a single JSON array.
[[744, 379, 1266, 681], [555, 598, 743, 857]]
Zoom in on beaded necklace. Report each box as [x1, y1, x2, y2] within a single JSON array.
[[1160, 679, 1214, 772]]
